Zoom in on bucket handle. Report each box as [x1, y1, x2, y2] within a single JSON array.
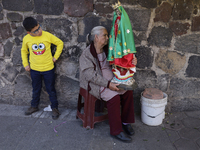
[[142, 110, 164, 118]]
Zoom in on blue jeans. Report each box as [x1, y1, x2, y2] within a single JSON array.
[[30, 68, 58, 109]]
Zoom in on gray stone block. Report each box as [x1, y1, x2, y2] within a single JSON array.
[[14, 75, 32, 105], [64, 0, 93, 17], [0, 13, 3, 20], [186, 55, 200, 78], [2, 0, 33, 11], [12, 46, 22, 66], [138, 0, 157, 8], [175, 34, 200, 54], [7, 13, 23, 22], [157, 74, 169, 92], [0, 59, 5, 71], [34, 0, 63, 15], [0, 43, 3, 57], [36, 15, 43, 23], [135, 46, 153, 69], [14, 75, 32, 93], [148, 26, 173, 47], [171, 98, 200, 112], [58, 76, 79, 108], [133, 32, 146, 45], [155, 49, 186, 75], [14, 37, 21, 46], [78, 14, 112, 42], [1, 64, 19, 82], [4, 40, 13, 57], [0, 4, 2, 12], [0, 23, 12, 41], [134, 70, 157, 88], [169, 77, 200, 99], [14, 26, 24, 36], [95, 4, 113, 14], [126, 8, 151, 31], [11, 22, 17, 29], [60, 45, 82, 62], [43, 18, 72, 42], [60, 61, 78, 77]]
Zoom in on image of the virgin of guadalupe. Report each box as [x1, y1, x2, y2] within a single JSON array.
[[108, 1, 137, 90]]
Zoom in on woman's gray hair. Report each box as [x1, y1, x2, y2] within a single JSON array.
[[86, 26, 106, 46]]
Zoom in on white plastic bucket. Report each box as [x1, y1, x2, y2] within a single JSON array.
[[140, 92, 167, 126]]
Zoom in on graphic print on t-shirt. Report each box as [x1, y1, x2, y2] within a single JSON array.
[[31, 43, 46, 55]]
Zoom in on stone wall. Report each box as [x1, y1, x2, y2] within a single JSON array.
[[0, 0, 200, 112]]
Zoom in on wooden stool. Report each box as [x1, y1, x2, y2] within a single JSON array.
[[76, 87, 108, 129]]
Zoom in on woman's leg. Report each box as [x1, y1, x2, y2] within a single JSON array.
[[106, 95, 123, 135], [120, 90, 135, 123]]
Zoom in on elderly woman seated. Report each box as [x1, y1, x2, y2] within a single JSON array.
[[79, 26, 137, 143]]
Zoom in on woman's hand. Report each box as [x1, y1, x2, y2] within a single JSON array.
[[132, 55, 137, 66], [109, 82, 120, 91]]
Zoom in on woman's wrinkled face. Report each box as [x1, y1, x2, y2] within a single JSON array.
[[96, 29, 109, 47]]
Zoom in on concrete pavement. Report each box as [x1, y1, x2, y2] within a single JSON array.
[[0, 104, 200, 150]]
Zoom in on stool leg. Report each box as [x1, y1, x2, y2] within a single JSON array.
[[83, 94, 96, 129], [76, 94, 82, 119]]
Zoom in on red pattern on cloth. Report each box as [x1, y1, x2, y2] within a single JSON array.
[[109, 53, 135, 69], [114, 16, 121, 40]]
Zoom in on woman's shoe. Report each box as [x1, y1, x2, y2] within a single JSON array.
[[122, 124, 135, 136], [112, 132, 132, 143]]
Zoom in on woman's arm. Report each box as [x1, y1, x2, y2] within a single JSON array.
[[79, 53, 109, 88]]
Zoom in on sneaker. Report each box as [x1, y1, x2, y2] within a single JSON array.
[[52, 108, 60, 120], [25, 107, 39, 115]]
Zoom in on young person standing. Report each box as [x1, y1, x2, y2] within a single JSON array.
[[21, 17, 64, 120]]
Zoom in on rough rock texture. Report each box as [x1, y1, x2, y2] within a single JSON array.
[[0, 23, 12, 41], [174, 34, 200, 54], [191, 16, 200, 31], [148, 26, 173, 47], [0, 0, 200, 111], [95, 4, 113, 14], [2, 0, 33, 11], [169, 22, 190, 36], [0, 43, 3, 57], [138, 0, 157, 8], [126, 8, 151, 31], [64, 0, 93, 17], [135, 46, 153, 69], [172, 0, 193, 20], [155, 49, 186, 75], [4, 40, 13, 57], [7, 13, 23, 22], [34, 0, 63, 15], [154, 2, 172, 23], [78, 14, 112, 42], [43, 18, 73, 42], [169, 77, 200, 111], [186, 56, 200, 78]]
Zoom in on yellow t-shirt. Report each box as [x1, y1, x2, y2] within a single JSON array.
[[21, 31, 63, 72]]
